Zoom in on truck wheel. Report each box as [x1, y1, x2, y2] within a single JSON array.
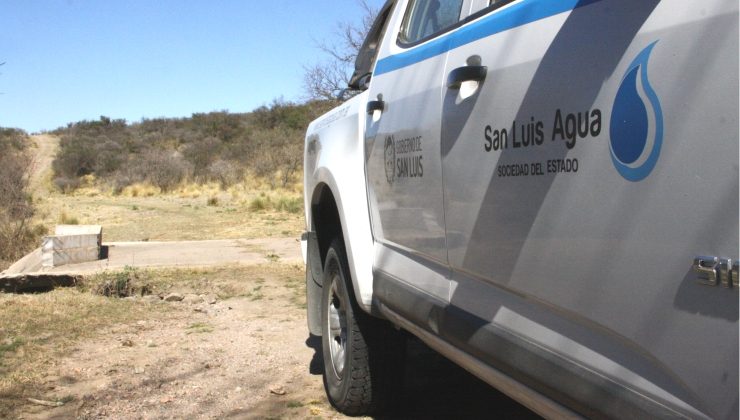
[[321, 239, 404, 415]]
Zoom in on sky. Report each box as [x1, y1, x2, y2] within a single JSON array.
[[0, 0, 384, 133]]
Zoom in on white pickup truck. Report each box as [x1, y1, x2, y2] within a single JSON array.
[[302, 0, 738, 418]]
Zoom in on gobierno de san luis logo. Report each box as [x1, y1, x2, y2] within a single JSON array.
[[384, 135, 396, 184]]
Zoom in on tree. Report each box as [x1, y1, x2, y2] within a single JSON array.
[[0, 130, 43, 266], [303, 0, 379, 100]]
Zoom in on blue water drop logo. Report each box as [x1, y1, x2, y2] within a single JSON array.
[[609, 41, 663, 182]]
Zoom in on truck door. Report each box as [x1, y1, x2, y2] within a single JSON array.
[[364, 0, 472, 301], [440, 0, 737, 417]]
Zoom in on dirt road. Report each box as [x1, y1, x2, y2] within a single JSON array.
[[3, 238, 302, 277], [19, 283, 331, 419], [27, 134, 59, 193]]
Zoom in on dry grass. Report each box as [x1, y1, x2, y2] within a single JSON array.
[[32, 181, 305, 242], [23, 136, 305, 244], [0, 288, 170, 405], [82, 263, 305, 303], [0, 263, 305, 416]]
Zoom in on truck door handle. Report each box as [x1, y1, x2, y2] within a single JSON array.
[[366, 99, 385, 115], [447, 65, 487, 89]]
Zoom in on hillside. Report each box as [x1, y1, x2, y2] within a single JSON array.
[[51, 100, 336, 193], [0, 100, 337, 269]]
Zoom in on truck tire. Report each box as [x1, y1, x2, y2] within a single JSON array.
[[321, 239, 404, 415]]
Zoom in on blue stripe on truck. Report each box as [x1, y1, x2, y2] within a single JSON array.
[[374, 0, 606, 76]]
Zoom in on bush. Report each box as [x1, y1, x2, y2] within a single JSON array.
[[92, 266, 150, 297], [249, 127, 303, 188], [207, 159, 242, 189], [128, 151, 191, 192], [53, 134, 98, 178], [57, 210, 80, 225], [53, 176, 81, 193], [249, 197, 268, 212], [0, 128, 28, 151], [275, 196, 303, 214], [51, 101, 335, 193], [0, 129, 44, 265]]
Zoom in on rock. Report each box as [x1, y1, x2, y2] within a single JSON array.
[[121, 339, 134, 347], [27, 398, 64, 407], [205, 294, 218, 304], [269, 385, 286, 395], [134, 367, 145, 374], [194, 304, 223, 316], [183, 294, 204, 305], [163, 293, 184, 302]]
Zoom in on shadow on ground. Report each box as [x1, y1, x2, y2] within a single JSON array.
[[306, 334, 541, 419]]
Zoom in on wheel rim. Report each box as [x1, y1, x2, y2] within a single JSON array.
[[328, 273, 348, 378]]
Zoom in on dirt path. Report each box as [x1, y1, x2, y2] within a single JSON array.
[[27, 134, 59, 193], [11, 267, 537, 420], [16, 273, 339, 420]]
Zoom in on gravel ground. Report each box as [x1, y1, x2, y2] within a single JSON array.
[[14, 279, 537, 420]]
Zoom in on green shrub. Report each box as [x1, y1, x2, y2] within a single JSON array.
[[275, 196, 302, 214], [249, 197, 268, 212], [91, 266, 149, 298]]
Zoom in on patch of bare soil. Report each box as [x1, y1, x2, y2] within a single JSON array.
[[27, 135, 59, 193], [15, 284, 339, 419], [7, 264, 537, 420]]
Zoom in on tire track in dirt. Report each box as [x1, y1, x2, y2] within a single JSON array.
[[27, 134, 59, 193]]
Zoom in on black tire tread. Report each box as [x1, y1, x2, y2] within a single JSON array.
[[322, 238, 404, 416]]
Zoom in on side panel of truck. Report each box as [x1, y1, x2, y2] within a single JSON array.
[[364, 1, 451, 302], [439, 0, 738, 418], [367, 0, 738, 418]]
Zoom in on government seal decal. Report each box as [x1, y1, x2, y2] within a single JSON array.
[[384, 135, 395, 184]]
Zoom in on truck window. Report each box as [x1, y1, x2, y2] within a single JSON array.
[[348, 1, 394, 90], [400, 0, 464, 44]]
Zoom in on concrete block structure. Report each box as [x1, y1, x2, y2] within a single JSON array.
[[41, 225, 103, 268]]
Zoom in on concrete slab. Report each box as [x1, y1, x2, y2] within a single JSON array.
[[3, 247, 43, 275], [1, 237, 302, 277], [55, 225, 102, 236]]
